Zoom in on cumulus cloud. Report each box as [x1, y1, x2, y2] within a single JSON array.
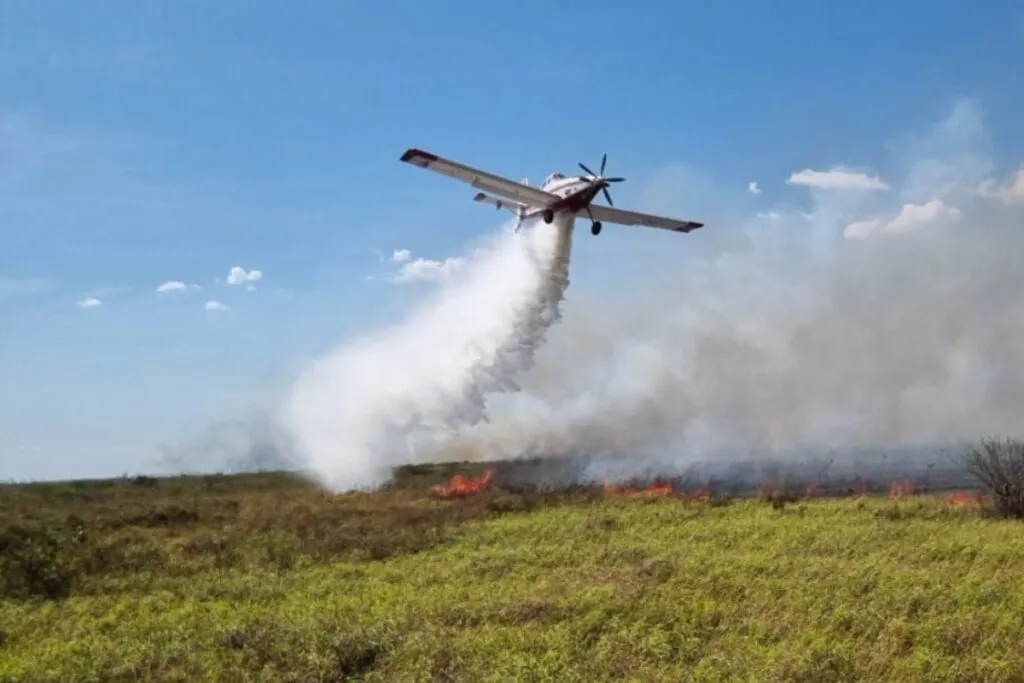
[[226, 266, 262, 287], [155, 280, 201, 293], [387, 252, 467, 283], [204, 300, 229, 311], [76, 297, 102, 309], [787, 167, 890, 191], [978, 167, 1024, 204], [748, 181, 761, 195], [885, 199, 962, 232], [156, 280, 185, 293], [844, 198, 963, 239]]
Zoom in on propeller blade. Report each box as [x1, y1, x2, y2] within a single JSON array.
[[602, 186, 614, 207], [604, 177, 626, 183], [600, 153, 607, 175], [578, 162, 596, 177]]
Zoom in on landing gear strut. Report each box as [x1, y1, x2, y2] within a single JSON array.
[[542, 209, 554, 224], [591, 221, 602, 236]]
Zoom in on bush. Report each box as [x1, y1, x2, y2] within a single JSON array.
[[961, 437, 1024, 519], [0, 524, 76, 600]]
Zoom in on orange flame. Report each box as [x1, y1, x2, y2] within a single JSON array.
[[603, 478, 672, 497], [601, 478, 709, 501], [433, 469, 493, 499], [945, 491, 982, 507]]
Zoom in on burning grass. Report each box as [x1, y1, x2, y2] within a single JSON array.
[[1, 464, 1023, 681], [432, 469, 494, 499], [601, 477, 711, 502]]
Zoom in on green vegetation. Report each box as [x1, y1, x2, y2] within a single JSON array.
[[1, 454, 1024, 682]]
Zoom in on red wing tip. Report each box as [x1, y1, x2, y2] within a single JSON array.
[[400, 147, 438, 163]]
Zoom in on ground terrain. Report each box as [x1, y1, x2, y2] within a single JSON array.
[[1, 457, 1021, 682]]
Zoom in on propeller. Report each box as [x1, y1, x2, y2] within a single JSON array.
[[578, 153, 625, 206]]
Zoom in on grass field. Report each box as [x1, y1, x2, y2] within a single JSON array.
[[1, 460, 1022, 682]]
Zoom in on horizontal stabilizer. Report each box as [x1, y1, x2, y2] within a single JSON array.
[[474, 192, 527, 215]]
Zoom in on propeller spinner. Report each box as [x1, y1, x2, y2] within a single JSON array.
[[578, 153, 625, 206]]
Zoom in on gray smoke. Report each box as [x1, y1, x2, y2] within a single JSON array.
[[157, 415, 299, 475]]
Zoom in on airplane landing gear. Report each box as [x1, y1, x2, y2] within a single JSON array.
[[591, 221, 602, 236], [542, 209, 554, 224]]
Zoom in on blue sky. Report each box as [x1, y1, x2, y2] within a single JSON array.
[[2, 0, 1023, 481]]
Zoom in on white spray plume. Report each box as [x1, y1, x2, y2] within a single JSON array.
[[280, 217, 574, 491]]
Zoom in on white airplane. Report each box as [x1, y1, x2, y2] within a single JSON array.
[[399, 148, 704, 236]]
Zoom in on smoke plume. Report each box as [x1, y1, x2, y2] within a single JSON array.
[[280, 218, 574, 491], [161, 99, 1021, 490], [416, 99, 1024, 479]]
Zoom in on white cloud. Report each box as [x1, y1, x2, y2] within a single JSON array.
[[77, 297, 102, 309], [226, 266, 262, 286], [748, 181, 761, 195], [842, 219, 883, 240], [886, 199, 962, 233], [205, 300, 230, 311], [843, 199, 962, 239], [978, 167, 1024, 204], [389, 256, 466, 283], [381, 247, 467, 284], [156, 280, 184, 293], [787, 167, 890, 191], [156, 280, 202, 293], [756, 211, 780, 221]]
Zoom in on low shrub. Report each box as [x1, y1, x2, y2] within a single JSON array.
[[0, 523, 77, 600], [961, 437, 1024, 519]]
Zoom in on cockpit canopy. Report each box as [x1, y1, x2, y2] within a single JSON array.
[[543, 172, 566, 186]]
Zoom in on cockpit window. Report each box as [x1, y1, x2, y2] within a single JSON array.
[[544, 172, 566, 185]]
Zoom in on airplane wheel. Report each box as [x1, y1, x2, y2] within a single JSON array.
[[591, 221, 602, 236], [542, 210, 554, 224]]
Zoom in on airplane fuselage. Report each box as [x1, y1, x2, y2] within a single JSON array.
[[521, 173, 607, 226]]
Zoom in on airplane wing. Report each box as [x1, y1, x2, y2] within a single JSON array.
[[400, 148, 559, 208], [583, 204, 704, 233]]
